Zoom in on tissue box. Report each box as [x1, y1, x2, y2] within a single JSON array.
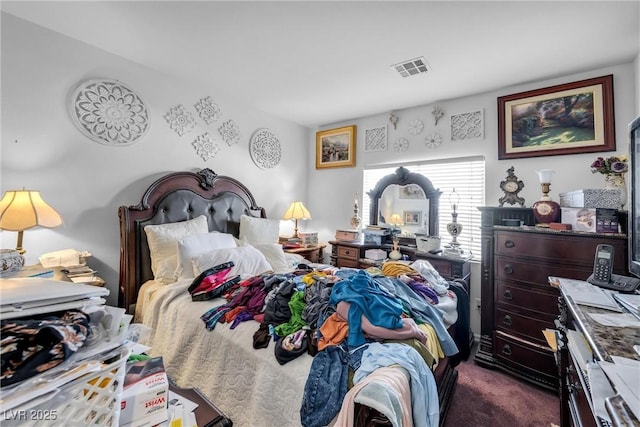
[[0, 249, 24, 275], [365, 248, 387, 261], [335, 229, 360, 242], [120, 357, 169, 427], [559, 189, 622, 209], [560, 208, 619, 233]]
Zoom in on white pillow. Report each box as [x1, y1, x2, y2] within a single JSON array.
[[144, 215, 208, 283], [192, 246, 273, 278], [176, 232, 238, 280], [239, 215, 280, 245], [252, 243, 291, 274]]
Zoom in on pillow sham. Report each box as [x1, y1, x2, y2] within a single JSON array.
[[176, 232, 238, 280], [239, 215, 280, 245], [192, 245, 273, 278], [252, 243, 291, 274], [144, 215, 208, 283]]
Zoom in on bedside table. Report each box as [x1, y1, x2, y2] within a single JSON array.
[[283, 243, 327, 263]]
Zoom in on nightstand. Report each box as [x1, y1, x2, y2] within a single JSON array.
[[283, 243, 327, 263]]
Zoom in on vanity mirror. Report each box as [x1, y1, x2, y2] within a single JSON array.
[[367, 166, 441, 237]]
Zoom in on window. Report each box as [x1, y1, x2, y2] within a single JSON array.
[[362, 156, 485, 259]]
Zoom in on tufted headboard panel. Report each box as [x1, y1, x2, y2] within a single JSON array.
[[118, 168, 265, 312]]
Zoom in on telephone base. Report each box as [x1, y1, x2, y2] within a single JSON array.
[[587, 273, 640, 294]]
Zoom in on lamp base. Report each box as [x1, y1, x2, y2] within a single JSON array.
[[532, 199, 560, 227]]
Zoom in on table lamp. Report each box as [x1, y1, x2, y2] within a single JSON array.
[[446, 188, 463, 254], [0, 189, 63, 254], [283, 201, 311, 239], [532, 169, 560, 227]]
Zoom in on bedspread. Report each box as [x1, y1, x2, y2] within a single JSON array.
[[138, 272, 459, 427]]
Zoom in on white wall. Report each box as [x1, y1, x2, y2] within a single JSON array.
[[308, 62, 637, 335], [1, 14, 310, 305]]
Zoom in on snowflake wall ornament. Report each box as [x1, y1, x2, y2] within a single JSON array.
[[194, 96, 222, 124], [70, 79, 150, 146], [364, 126, 387, 152], [164, 104, 196, 136], [218, 119, 242, 146], [451, 110, 484, 141], [192, 132, 220, 161], [408, 119, 424, 136], [425, 133, 442, 149], [249, 128, 281, 169]]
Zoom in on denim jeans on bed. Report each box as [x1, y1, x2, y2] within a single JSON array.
[[300, 344, 349, 427]]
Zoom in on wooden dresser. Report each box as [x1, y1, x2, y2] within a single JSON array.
[[476, 207, 629, 390], [329, 240, 471, 286]]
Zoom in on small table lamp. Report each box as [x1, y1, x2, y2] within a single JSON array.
[[387, 213, 403, 260], [0, 190, 63, 254], [532, 169, 560, 227], [283, 201, 311, 239]]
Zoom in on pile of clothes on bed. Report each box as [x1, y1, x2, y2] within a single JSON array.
[[193, 260, 469, 427]]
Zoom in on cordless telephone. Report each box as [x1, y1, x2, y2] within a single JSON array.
[[587, 244, 640, 293]]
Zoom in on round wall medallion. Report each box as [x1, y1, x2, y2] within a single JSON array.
[[408, 119, 424, 135], [425, 133, 442, 149], [394, 137, 409, 152], [70, 79, 150, 146], [249, 128, 281, 169]]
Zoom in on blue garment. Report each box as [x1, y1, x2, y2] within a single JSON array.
[[329, 270, 404, 346], [373, 276, 459, 356], [300, 345, 349, 427], [354, 342, 439, 427]]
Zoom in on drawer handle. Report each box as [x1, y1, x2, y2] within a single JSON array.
[[501, 344, 512, 356], [503, 315, 512, 327], [504, 240, 515, 248], [504, 289, 513, 300], [503, 264, 513, 274]]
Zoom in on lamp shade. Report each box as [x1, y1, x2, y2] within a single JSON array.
[[283, 202, 311, 221], [388, 213, 403, 226], [536, 169, 555, 184], [0, 190, 63, 231]]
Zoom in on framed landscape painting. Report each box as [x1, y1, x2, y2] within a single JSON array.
[[498, 75, 615, 159], [316, 125, 356, 169], [403, 210, 422, 226]]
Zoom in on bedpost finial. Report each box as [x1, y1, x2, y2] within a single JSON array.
[[198, 168, 217, 189]]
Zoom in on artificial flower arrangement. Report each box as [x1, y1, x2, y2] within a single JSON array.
[[590, 155, 628, 175]]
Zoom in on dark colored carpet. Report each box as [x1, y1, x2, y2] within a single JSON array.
[[443, 352, 560, 427]]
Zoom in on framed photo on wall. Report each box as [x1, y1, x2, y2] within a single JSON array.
[[403, 210, 422, 226], [498, 75, 615, 159], [316, 125, 356, 169]]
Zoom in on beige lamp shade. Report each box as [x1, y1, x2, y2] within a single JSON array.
[[283, 201, 311, 238], [0, 190, 63, 254], [388, 213, 403, 226]]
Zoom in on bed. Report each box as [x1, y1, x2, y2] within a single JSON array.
[[118, 168, 461, 427]]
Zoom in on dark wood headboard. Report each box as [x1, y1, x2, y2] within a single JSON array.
[[118, 168, 265, 312]]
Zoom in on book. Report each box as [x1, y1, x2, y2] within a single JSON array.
[[613, 293, 640, 317], [549, 276, 622, 312]]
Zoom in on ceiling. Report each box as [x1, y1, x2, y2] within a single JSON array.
[[2, 1, 639, 128]]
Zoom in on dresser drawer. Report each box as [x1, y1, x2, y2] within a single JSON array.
[[337, 246, 359, 261], [495, 256, 592, 286], [495, 306, 556, 345], [495, 281, 559, 316], [428, 259, 451, 278], [494, 333, 558, 380], [337, 258, 359, 268]]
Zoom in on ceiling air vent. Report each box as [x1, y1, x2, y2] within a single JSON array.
[[391, 57, 429, 78]]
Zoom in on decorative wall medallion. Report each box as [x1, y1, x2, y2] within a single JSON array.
[[70, 79, 150, 146], [164, 104, 196, 136], [249, 128, 281, 169], [218, 119, 242, 146], [194, 96, 222, 124], [408, 119, 424, 135], [425, 133, 442, 149], [451, 110, 484, 141], [192, 132, 220, 161], [393, 137, 409, 152], [364, 126, 387, 152]]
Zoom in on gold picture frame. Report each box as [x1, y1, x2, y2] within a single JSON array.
[[498, 75, 615, 159], [315, 125, 356, 169]]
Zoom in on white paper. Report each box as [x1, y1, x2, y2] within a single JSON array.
[[587, 312, 640, 328], [38, 249, 80, 267], [599, 360, 640, 420], [587, 362, 615, 424], [549, 276, 622, 312]]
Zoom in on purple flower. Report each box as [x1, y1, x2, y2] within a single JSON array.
[[610, 161, 628, 173]]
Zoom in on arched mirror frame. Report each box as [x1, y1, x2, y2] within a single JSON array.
[[367, 166, 442, 236]]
